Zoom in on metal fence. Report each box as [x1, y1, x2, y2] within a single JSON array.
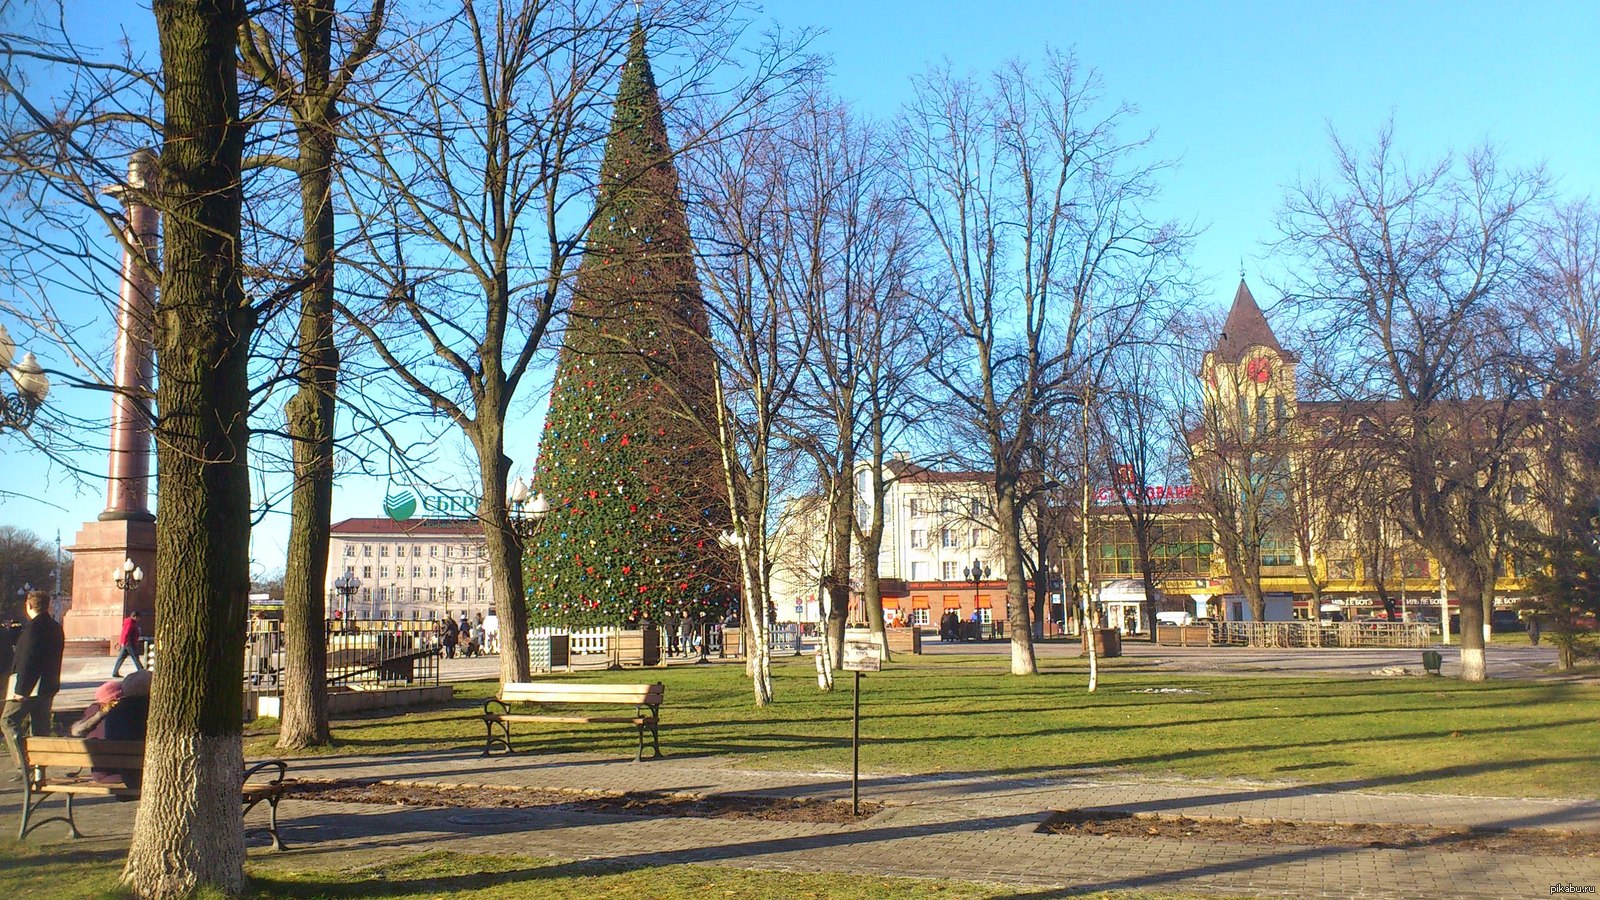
[[245, 618, 442, 699], [1210, 620, 1434, 649]]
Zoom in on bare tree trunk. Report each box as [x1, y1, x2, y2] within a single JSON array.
[[824, 466, 853, 671], [996, 470, 1037, 674], [473, 421, 529, 685], [276, 5, 338, 748], [124, 0, 250, 892]]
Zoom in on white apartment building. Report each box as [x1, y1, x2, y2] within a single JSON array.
[[769, 458, 1038, 627], [326, 518, 492, 621]]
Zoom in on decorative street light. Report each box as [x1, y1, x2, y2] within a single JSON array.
[[0, 322, 51, 430], [962, 558, 990, 634], [332, 572, 361, 624], [113, 557, 144, 608]]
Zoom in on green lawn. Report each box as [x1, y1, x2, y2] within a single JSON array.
[[0, 845, 1224, 900], [246, 654, 1600, 799]]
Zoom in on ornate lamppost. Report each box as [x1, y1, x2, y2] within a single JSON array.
[[332, 572, 361, 626], [0, 323, 51, 430], [114, 557, 144, 606], [963, 558, 989, 636]]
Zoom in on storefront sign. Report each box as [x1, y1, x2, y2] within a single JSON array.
[[1094, 484, 1197, 505]]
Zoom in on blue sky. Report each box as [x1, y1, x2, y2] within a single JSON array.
[[3, 0, 1597, 576]]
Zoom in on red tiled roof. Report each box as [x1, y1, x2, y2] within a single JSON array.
[[1213, 279, 1297, 364], [330, 517, 485, 537]]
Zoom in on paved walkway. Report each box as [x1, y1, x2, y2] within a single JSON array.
[[6, 745, 1597, 898]]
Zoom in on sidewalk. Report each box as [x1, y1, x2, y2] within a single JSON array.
[[6, 745, 1597, 898]]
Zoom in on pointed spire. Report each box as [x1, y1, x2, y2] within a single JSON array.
[[1214, 278, 1294, 363]]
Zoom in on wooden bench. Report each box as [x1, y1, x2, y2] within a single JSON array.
[[19, 737, 290, 850], [481, 682, 663, 761]]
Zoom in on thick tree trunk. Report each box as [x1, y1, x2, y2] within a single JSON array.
[[995, 472, 1037, 674], [278, 13, 338, 748], [124, 0, 251, 893], [825, 462, 854, 674], [1454, 564, 1488, 682], [473, 426, 529, 685]]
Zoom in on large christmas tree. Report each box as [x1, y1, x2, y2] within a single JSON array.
[[524, 24, 732, 628]]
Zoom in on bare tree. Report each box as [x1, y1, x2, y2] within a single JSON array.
[[901, 53, 1186, 674], [116, 0, 253, 893], [1277, 126, 1546, 681], [236, 0, 387, 750]]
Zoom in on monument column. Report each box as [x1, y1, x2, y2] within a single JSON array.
[[64, 150, 160, 648]]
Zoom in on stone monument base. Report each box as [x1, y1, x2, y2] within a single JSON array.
[[64, 517, 156, 649]]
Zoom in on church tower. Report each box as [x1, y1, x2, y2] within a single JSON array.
[[1201, 279, 1297, 439]]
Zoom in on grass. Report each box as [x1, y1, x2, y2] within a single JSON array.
[[244, 653, 1600, 799], [0, 845, 1225, 900]]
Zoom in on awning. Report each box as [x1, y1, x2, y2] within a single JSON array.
[[912, 595, 930, 609], [881, 597, 900, 609], [977, 597, 992, 609], [941, 596, 962, 609]]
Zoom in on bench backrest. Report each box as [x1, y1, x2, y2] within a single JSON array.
[[499, 681, 663, 706], [24, 737, 145, 771]]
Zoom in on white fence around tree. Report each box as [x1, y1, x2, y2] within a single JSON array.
[[1210, 620, 1434, 649]]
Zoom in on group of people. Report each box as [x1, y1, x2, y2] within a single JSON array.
[[937, 608, 983, 642], [437, 610, 499, 658]]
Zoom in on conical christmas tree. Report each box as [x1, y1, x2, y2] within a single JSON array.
[[523, 24, 732, 628]]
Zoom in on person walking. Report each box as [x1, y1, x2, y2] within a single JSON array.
[[442, 615, 459, 659], [112, 611, 145, 677], [4, 591, 64, 782]]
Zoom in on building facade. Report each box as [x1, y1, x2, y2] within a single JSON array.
[[326, 518, 492, 622]]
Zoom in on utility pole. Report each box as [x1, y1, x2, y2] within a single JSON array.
[[1081, 384, 1098, 693]]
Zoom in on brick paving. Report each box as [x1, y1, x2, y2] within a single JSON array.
[[7, 746, 1598, 898]]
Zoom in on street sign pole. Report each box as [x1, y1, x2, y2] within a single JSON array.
[[852, 668, 861, 816]]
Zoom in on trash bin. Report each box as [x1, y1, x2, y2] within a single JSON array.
[[1421, 649, 1442, 676]]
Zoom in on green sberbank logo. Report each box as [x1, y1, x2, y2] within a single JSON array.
[[383, 485, 419, 522]]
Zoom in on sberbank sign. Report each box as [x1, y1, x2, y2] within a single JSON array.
[[383, 485, 479, 522]]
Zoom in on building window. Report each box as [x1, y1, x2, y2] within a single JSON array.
[[477, 566, 486, 579], [376, 587, 386, 603], [379, 565, 389, 579], [379, 545, 388, 557], [971, 528, 985, 547], [1329, 558, 1357, 581], [360, 588, 371, 603], [1260, 536, 1295, 567], [344, 566, 354, 577], [428, 566, 438, 579], [910, 529, 927, 549], [911, 608, 930, 626], [941, 528, 957, 548], [447, 545, 456, 557], [910, 561, 928, 581], [969, 498, 989, 518], [412, 545, 421, 557], [941, 561, 958, 580], [1274, 395, 1287, 434], [343, 545, 355, 557], [476, 587, 485, 601], [909, 498, 923, 518], [412, 566, 422, 578], [362, 566, 372, 579], [977, 607, 992, 624], [362, 544, 372, 557], [430, 545, 438, 557], [940, 496, 957, 515], [445, 566, 454, 579], [411, 587, 422, 602]]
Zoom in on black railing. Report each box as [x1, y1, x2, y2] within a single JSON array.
[[245, 618, 442, 699]]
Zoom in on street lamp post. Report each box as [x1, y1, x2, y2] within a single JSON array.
[[332, 573, 361, 625], [113, 557, 143, 610], [962, 558, 989, 638], [0, 323, 51, 431]]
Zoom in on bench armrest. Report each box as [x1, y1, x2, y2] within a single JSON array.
[[243, 759, 288, 784], [483, 697, 510, 717]]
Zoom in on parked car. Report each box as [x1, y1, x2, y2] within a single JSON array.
[[1155, 611, 1194, 627]]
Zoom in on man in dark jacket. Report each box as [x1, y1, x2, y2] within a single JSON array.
[[4, 591, 64, 780]]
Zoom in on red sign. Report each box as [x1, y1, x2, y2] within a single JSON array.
[[1094, 484, 1196, 505]]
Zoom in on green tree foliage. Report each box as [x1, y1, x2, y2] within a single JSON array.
[[524, 26, 730, 628]]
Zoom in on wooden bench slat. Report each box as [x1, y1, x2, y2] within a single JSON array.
[[501, 693, 660, 705], [490, 714, 652, 725], [28, 750, 146, 768]]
